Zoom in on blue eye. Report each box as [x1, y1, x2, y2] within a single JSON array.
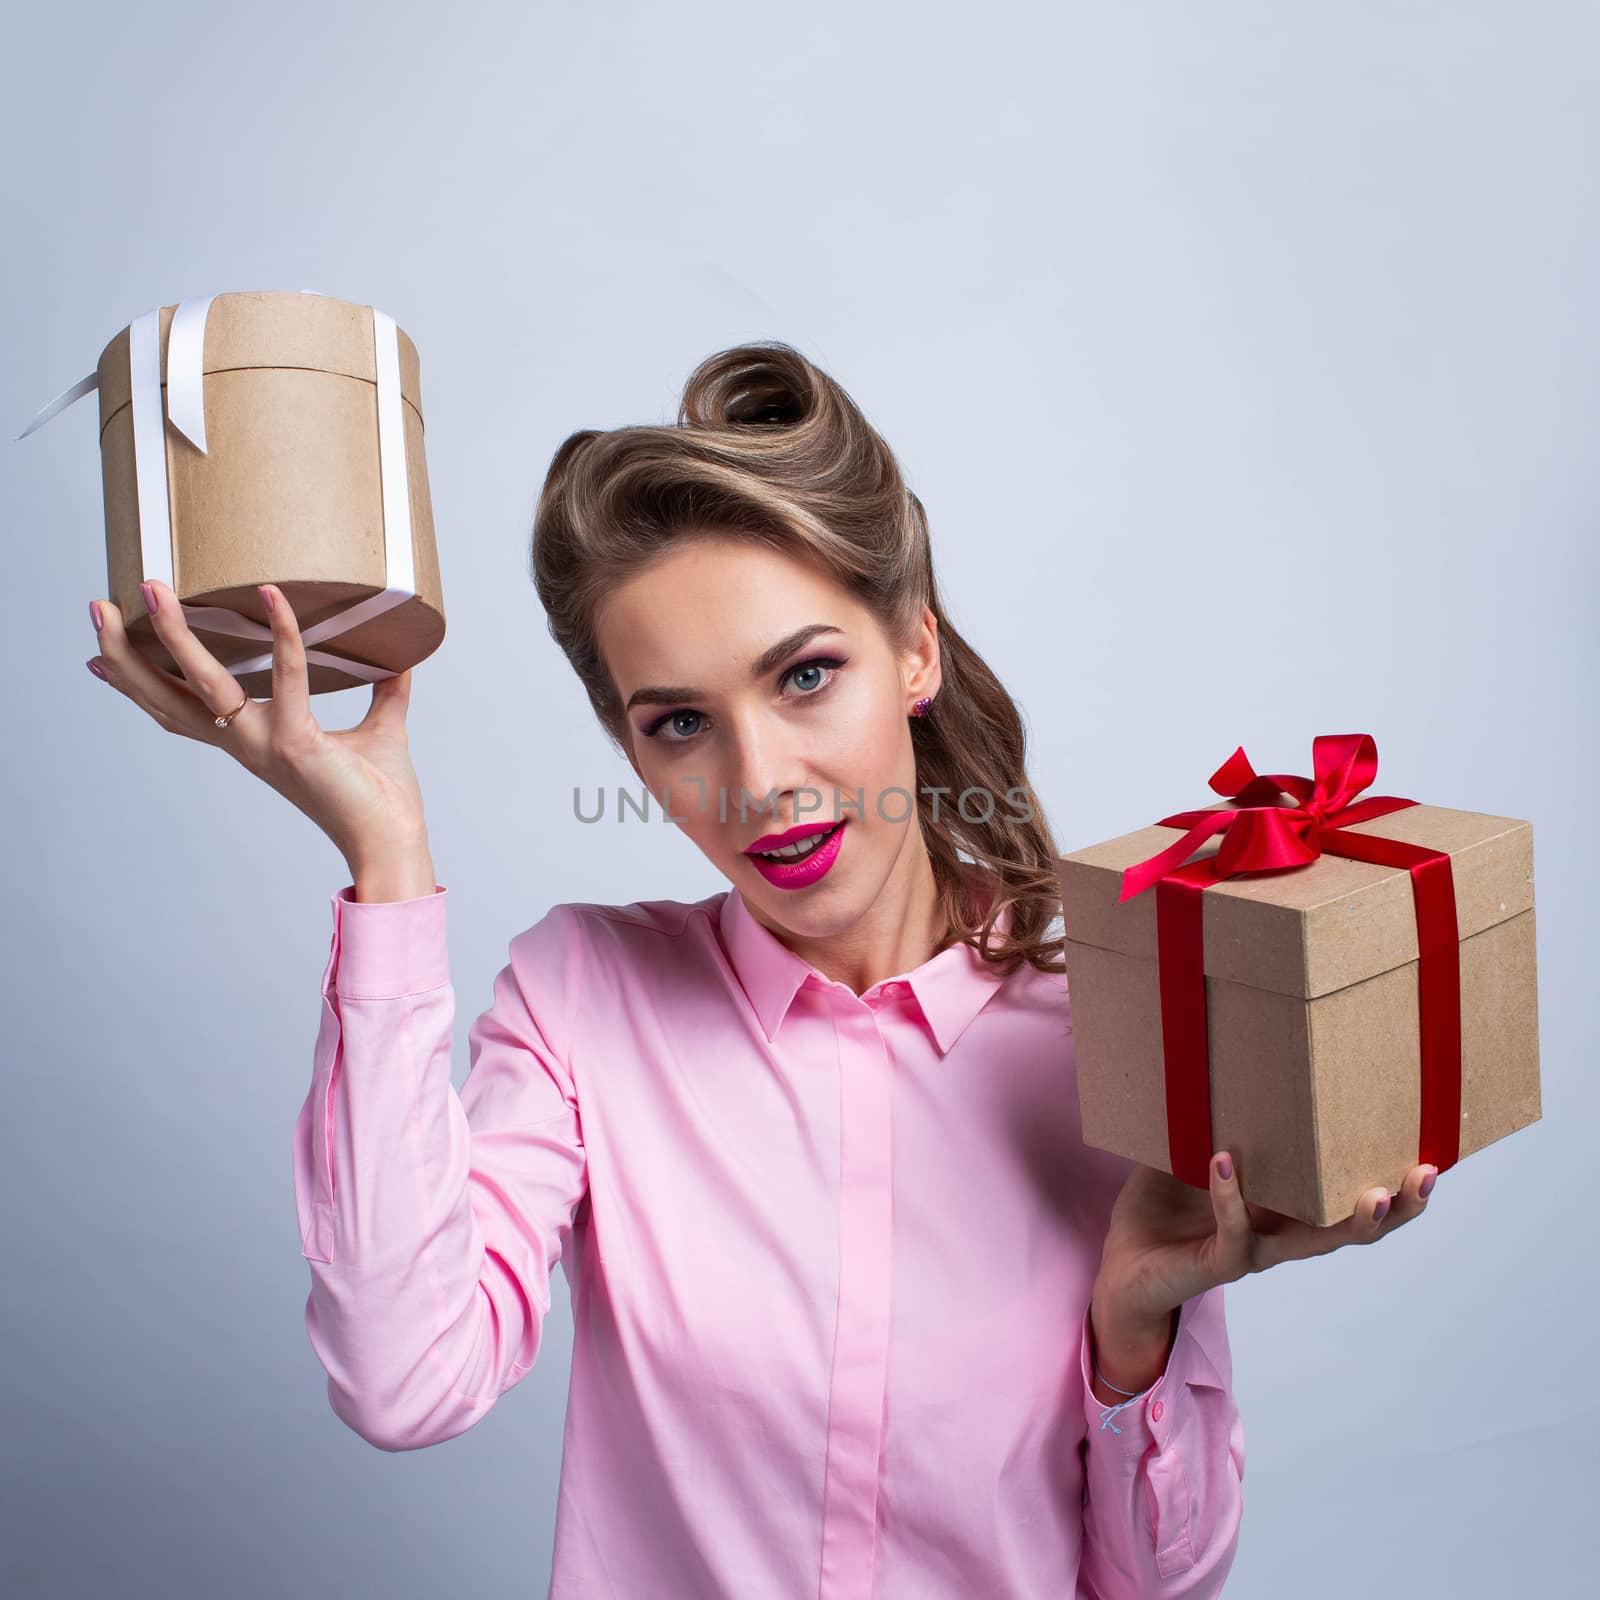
[[647, 709, 708, 742], [785, 657, 844, 695], [641, 656, 846, 743]]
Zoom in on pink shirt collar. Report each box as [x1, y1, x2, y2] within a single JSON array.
[[716, 882, 1015, 1054]]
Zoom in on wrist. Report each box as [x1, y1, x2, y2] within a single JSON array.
[[1089, 1284, 1179, 1405], [350, 845, 437, 904]]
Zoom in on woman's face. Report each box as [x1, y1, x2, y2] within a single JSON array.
[[595, 536, 941, 940]]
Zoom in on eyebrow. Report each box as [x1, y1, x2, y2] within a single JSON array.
[[623, 624, 847, 713]]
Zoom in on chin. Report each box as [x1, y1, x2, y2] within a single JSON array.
[[738, 864, 880, 938]]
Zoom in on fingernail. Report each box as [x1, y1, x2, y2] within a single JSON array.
[[258, 584, 275, 613], [1420, 1169, 1437, 1200], [1216, 1153, 1233, 1181], [89, 600, 103, 631], [86, 659, 107, 681], [1373, 1193, 1391, 1222], [141, 581, 157, 614]]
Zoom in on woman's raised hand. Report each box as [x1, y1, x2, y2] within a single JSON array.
[[87, 579, 430, 874]]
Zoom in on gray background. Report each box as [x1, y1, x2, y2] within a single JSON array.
[[4, 2, 1595, 1595]]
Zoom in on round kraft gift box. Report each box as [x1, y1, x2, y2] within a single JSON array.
[[93, 290, 445, 697]]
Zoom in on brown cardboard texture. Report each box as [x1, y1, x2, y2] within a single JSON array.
[[1056, 803, 1539, 1227], [94, 291, 443, 696]]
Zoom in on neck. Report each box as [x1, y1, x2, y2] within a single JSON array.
[[778, 834, 953, 996]]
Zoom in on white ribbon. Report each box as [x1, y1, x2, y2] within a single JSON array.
[[18, 289, 416, 685]]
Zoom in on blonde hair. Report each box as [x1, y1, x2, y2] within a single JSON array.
[[530, 340, 1064, 979]]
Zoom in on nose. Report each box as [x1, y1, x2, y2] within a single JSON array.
[[726, 711, 807, 825]]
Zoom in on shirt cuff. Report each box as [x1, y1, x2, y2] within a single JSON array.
[[329, 882, 450, 999], [1080, 1290, 1226, 1453]]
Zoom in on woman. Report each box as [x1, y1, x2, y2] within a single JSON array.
[[85, 342, 1436, 1598]]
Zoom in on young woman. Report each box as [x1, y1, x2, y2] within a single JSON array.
[[86, 342, 1436, 1598]]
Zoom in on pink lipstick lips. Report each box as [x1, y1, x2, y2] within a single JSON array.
[[744, 818, 849, 889]]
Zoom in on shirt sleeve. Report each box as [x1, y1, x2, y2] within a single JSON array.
[[290, 883, 589, 1453], [1075, 1283, 1246, 1598]]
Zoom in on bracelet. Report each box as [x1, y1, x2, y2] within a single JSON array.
[[1092, 1359, 1153, 1436], [1093, 1361, 1148, 1397]]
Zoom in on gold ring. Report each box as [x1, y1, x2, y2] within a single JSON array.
[[214, 689, 251, 728]]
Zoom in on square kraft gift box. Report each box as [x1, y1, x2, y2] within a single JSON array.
[[1055, 734, 1540, 1228], [20, 288, 444, 697]]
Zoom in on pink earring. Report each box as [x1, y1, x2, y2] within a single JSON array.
[[912, 696, 933, 718]]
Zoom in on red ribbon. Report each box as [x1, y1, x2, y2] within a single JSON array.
[[1118, 733, 1462, 1193]]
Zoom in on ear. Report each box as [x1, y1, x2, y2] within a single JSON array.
[[901, 605, 942, 703]]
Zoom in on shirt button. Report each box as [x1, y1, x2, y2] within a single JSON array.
[[1151, 1399, 1164, 1422]]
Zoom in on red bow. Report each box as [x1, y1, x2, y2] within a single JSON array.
[[1120, 732, 1419, 901]]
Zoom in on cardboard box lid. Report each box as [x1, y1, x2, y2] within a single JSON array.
[[1057, 803, 1534, 1000], [92, 290, 424, 436]]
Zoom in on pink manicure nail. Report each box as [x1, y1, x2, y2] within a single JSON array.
[[1419, 1169, 1437, 1199], [87, 659, 107, 681], [1373, 1194, 1391, 1222], [141, 581, 157, 614], [89, 600, 103, 631]]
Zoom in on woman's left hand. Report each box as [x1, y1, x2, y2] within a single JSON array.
[[1096, 1151, 1440, 1326]]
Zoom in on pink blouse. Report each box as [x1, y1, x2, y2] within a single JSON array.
[[292, 881, 1245, 1597]]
